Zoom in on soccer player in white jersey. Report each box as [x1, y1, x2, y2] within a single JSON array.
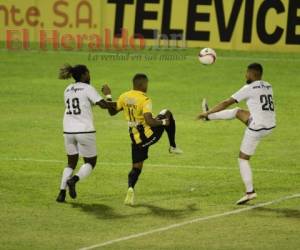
[[56, 64, 112, 203], [197, 63, 276, 205]]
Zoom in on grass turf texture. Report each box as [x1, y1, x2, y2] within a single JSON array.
[[0, 48, 299, 250]]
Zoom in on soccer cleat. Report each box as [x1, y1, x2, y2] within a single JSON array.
[[67, 177, 78, 199], [202, 98, 210, 121], [169, 146, 183, 154], [56, 190, 66, 203], [236, 192, 257, 205], [124, 187, 135, 206]]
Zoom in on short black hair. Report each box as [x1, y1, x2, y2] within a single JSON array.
[[132, 73, 148, 85], [248, 63, 263, 76]]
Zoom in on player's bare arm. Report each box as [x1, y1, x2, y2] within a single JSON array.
[[100, 84, 121, 116], [144, 112, 170, 127], [96, 99, 119, 113]]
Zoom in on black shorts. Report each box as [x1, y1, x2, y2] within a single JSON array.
[[131, 126, 164, 164]]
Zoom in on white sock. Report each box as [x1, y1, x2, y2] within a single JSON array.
[[238, 158, 254, 193], [208, 108, 239, 120], [60, 167, 73, 190], [75, 163, 93, 181]]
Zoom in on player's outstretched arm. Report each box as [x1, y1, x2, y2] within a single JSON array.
[[96, 100, 120, 116], [100, 84, 120, 116], [144, 112, 170, 127], [107, 103, 120, 116], [197, 97, 236, 120]]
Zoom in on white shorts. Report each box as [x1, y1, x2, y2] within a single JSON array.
[[64, 133, 97, 158], [240, 128, 273, 156]]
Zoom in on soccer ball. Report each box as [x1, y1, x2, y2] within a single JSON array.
[[198, 48, 217, 65]]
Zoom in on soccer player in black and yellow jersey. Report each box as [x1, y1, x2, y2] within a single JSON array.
[[101, 74, 182, 205]]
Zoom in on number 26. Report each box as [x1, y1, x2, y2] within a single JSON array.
[[260, 95, 274, 111]]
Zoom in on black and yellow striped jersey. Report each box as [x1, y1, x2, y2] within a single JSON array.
[[117, 90, 153, 144]]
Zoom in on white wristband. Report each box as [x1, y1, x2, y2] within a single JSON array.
[[106, 94, 112, 100], [162, 119, 167, 126]]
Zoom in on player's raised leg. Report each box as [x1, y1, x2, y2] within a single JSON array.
[[157, 109, 183, 154], [56, 154, 78, 203], [208, 108, 240, 120], [202, 98, 250, 123]]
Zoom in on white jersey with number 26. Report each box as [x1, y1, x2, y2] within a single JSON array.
[[63, 82, 103, 133], [232, 80, 276, 131]]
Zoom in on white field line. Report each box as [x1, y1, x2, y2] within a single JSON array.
[[1, 48, 300, 62], [85, 51, 300, 62], [187, 55, 300, 62], [0, 157, 299, 174], [79, 193, 300, 250]]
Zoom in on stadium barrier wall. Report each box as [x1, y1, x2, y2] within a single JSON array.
[[0, 0, 299, 51]]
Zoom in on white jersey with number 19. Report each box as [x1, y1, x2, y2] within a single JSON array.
[[63, 82, 102, 133], [232, 80, 276, 131]]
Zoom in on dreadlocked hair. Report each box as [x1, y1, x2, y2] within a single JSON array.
[[59, 64, 73, 80], [59, 64, 88, 82]]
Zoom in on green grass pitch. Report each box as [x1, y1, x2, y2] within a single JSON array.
[[0, 48, 299, 250]]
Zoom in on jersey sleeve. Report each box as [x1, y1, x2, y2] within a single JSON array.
[[231, 85, 251, 103], [87, 85, 103, 104], [116, 94, 124, 111], [142, 98, 153, 114]]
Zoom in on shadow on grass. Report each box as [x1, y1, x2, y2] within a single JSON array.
[[69, 202, 198, 220], [70, 202, 126, 220], [133, 203, 198, 218], [254, 207, 300, 219]]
